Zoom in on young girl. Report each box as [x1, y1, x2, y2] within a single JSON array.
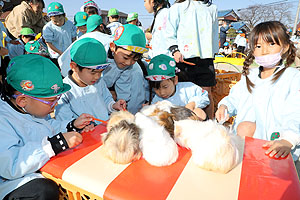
[[43, 2, 77, 59], [143, 0, 170, 58], [146, 54, 210, 120], [0, 54, 94, 199], [165, 0, 219, 119], [216, 21, 300, 162]]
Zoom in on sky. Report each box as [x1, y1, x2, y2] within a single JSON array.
[[43, 0, 299, 28]]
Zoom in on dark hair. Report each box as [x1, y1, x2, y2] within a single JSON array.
[[25, 0, 45, 8], [0, 64, 17, 102], [108, 45, 143, 60], [84, 7, 98, 15], [243, 21, 296, 93], [150, 0, 171, 32], [148, 77, 176, 104], [110, 15, 119, 19], [20, 35, 35, 41]]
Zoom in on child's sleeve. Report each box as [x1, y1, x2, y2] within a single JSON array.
[[186, 84, 210, 108], [55, 94, 78, 122], [70, 23, 77, 39], [42, 24, 54, 43], [165, 4, 180, 48], [114, 69, 132, 103], [99, 79, 116, 113], [279, 74, 300, 149], [0, 120, 52, 179]]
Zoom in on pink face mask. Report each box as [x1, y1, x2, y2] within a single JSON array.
[[254, 51, 282, 68]]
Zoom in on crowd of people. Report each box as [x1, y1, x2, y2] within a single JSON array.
[[0, 0, 299, 199]]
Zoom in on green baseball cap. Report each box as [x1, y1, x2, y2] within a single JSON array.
[[6, 54, 71, 98], [25, 40, 49, 56], [113, 24, 147, 54], [108, 8, 119, 17], [146, 54, 177, 81], [86, 14, 103, 33], [70, 38, 110, 70], [20, 27, 35, 37], [126, 12, 138, 22], [74, 11, 88, 27], [47, 2, 64, 17]]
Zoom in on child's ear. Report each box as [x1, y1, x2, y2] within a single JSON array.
[[109, 42, 116, 53], [15, 95, 27, 108], [70, 61, 78, 72], [174, 76, 179, 85]]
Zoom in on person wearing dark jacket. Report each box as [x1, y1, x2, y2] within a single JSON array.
[[219, 21, 231, 48]]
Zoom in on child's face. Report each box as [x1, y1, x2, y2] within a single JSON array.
[[253, 36, 282, 57], [72, 64, 104, 86], [154, 78, 178, 99], [77, 25, 87, 34], [110, 43, 139, 69], [29, 2, 43, 14], [50, 15, 65, 27], [144, 0, 154, 13]]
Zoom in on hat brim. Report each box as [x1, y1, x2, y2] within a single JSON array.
[[48, 11, 65, 17], [79, 63, 110, 70], [118, 45, 148, 54], [87, 25, 98, 33], [75, 22, 87, 27], [146, 75, 173, 81]]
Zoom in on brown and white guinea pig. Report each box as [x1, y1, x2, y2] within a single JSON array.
[[174, 119, 242, 174], [101, 111, 141, 164]]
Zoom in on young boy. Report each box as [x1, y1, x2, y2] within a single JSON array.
[[43, 2, 76, 59], [55, 37, 126, 123], [7, 27, 36, 59], [0, 54, 94, 199], [107, 8, 122, 35], [102, 24, 148, 114], [74, 11, 89, 38], [59, 14, 114, 77], [146, 54, 209, 120]]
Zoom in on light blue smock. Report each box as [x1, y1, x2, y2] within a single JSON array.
[[102, 59, 147, 114], [166, 1, 219, 59], [43, 20, 77, 58], [0, 99, 68, 199], [107, 22, 122, 35], [55, 74, 116, 124], [152, 82, 210, 108], [219, 66, 300, 160], [7, 39, 24, 59], [58, 31, 114, 77]]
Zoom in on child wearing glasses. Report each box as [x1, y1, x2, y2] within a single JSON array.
[[0, 54, 94, 199]]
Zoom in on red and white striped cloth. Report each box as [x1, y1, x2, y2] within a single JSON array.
[[41, 125, 300, 200]]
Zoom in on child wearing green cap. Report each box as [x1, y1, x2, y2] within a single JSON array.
[[0, 54, 95, 199], [25, 40, 50, 57], [74, 11, 89, 38], [107, 8, 122, 35], [7, 27, 36, 59], [81, 0, 101, 16], [43, 2, 76, 59], [55, 37, 126, 123], [146, 54, 210, 120], [102, 24, 148, 114]]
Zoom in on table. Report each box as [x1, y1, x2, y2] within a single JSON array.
[[41, 124, 300, 200]]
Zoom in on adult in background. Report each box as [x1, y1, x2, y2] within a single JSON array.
[[5, 0, 45, 39], [219, 20, 231, 49]]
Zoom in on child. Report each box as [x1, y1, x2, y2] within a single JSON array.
[[165, 0, 219, 119], [7, 27, 36, 59], [74, 11, 89, 38], [0, 54, 94, 199], [233, 29, 247, 56], [107, 8, 122, 35], [219, 42, 232, 57], [215, 21, 300, 162], [81, 0, 101, 16], [143, 0, 171, 58], [126, 12, 139, 25], [102, 24, 149, 114], [43, 2, 77, 59], [55, 37, 126, 123], [59, 14, 114, 77], [146, 54, 210, 120], [24, 40, 50, 57]]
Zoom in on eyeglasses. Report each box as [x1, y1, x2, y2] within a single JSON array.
[[12, 94, 62, 109]]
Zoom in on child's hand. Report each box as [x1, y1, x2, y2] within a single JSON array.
[[113, 99, 127, 111], [215, 104, 229, 123], [74, 113, 94, 129], [173, 51, 184, 63], [62, 131, 83, 148], [263, 139, 293, 158], [81, 124, 95, 133], [0, 47, 8, 56]]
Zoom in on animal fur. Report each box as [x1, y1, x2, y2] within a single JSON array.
[[174, 120, 241, 174], [135, 112, 179, 166], [102, 111, 141, 164], [148, 108, 175, 138]]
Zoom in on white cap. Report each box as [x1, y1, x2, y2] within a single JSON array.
[[0, 1, 4, 7]]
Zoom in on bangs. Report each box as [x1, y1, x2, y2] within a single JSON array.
[[250, 21, 285, 50], [149, 80, 162, 89]]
